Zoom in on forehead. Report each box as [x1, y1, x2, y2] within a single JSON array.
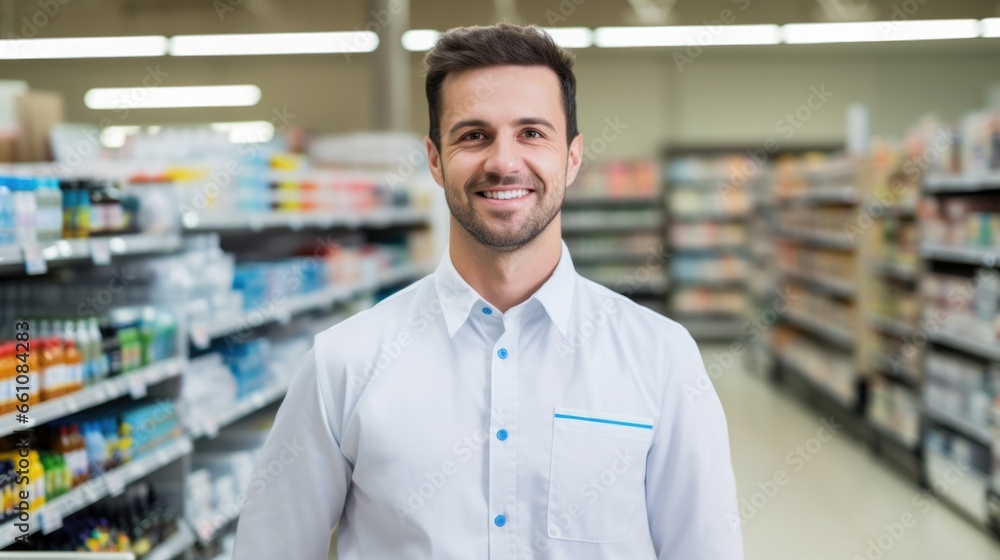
[[439, 65, 565, 128]]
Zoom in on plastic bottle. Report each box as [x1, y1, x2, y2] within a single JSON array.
[[69, 424, 90, 484], [0, 344, 13, 414], [64, 338, 84, 395], [89, 317, 108, 382], [41, 337, 66, 402], [0, 179, 15, 247], [103, 418, 121, 470], [36, 177, 63, 242], [74, 319, 93, 386], [84, 422, 107, 477], [10, 177, 38, 245]]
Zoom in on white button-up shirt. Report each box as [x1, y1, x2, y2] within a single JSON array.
[[233, 240, 743, 559]]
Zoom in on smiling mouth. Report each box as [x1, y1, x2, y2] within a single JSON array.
[[477, 188, 533, 200]]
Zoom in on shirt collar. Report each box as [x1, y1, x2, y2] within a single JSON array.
[[433, 240, 576, 338]]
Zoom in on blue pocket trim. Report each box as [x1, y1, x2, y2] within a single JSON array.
[[554, 413, 653, 430]]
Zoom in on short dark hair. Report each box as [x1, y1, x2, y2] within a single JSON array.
[[423, 23, 578, 151]]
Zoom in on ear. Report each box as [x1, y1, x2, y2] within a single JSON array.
[[425, 135, 445, 189], [565, 133, 584, 188]]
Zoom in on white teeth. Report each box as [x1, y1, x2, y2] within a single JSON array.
[[483, 189, 529, 200]]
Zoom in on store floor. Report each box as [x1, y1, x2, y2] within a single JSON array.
[[708, 344, 1000, 560], [326, 345, 1000, 559]]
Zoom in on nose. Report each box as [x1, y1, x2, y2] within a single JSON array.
[[482, 134, 523, 177]]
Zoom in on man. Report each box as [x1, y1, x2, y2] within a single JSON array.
[[233, 23, 742, 559]]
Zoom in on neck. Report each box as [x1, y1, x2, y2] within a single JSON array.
[[449, 217, 563, 313]]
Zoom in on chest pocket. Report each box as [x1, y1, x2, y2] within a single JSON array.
[[546, 407, 654, 543]]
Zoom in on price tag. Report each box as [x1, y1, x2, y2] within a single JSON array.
[[288, 215, 304, 231], [22, 244, 47, 276], [128, 377, 148, 399], [90, 238, 112, 265], [203, 418, 219, 438], [105, 470, 126, 497], [191, 324, 211, 350], [40, 507, 63, 534], [251, 392, 266, 409], [248, 215, 265, 232]]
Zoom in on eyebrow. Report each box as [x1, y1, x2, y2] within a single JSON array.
[[448, 117, 557, 136]]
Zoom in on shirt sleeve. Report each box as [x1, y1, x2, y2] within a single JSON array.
[[645, 330, 744, 559], [232, 345, 352, 560]]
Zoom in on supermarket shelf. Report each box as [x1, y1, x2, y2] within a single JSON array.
[[922, 405, 993, 446], [189, 380, 290, 439], [924, 173, 1000, 193], [193, 263, 429, 344], [182, 207, 429, 232], [672, 278, 745, 289], [868, 418, 919, 452], [0, 437, 193, 548], [562, 196, 661, 208], [781, 310, 855, 349], [146, 524, 196, 560], [192, 503, 241, 544], [0, 357, 186, 437], [929, 332, 1000, 362], [870, 355, 920, 386], [678, 317, 744, 339], [882, 204, 917, 218], [571, 250, 660, 264], [588, 276, 669, 294], [868, 314, 914, 339], [562, 223, 662, 235], [781, 269, 855, 298], [867, 261, 918, 282], [776, 353, 856, 410], [920, 244, 999, 266], [671, 244, 746, 253], [777, 186, 858, 205], [0, 234, 184, 274], [774, 228, 854, 250], [671, 212, 748, 222]]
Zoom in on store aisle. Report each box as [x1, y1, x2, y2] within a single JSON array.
[[708, 345, 1000, 560]]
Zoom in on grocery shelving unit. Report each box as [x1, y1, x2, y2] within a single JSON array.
[[662, 147, 757, 340], [0, 156, 435, 558], [562, 160, 667, 314], [916, 172, 1000, 533]]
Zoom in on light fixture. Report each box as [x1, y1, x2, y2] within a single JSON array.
[[782, 19, 981, 44], [981, 18, 1000, 38], [402, 29, 440, 52], [210, 121, 275, 143], [541, 27, 593, 48], [84, 85, 262, 110], [0, 36, 168, 60], [169, 32, 378, 56], [594, 25, 781, 48]]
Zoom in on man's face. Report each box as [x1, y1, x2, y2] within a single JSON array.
[[426, 64, 583, 251]]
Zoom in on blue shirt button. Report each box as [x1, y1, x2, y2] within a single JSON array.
[[497, 429, 508, 441], [498, 348, 508, 359], [494, 514, 506, 527], [482, 306, 492, 315]]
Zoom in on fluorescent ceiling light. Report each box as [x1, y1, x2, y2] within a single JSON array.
[[782, 19, 980, 44], [170, 32, 378, 56], [541, 27, 593, 48], [210, 121, 275, 143], [402, 29, 440, 52], [84, 85, 261, 110], [595, 25, 780, 47], [0, 36, 167, 60], [982, 18, 1000, 38]]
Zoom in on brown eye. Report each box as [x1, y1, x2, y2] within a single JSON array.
[[523, 129, 542, 139]]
